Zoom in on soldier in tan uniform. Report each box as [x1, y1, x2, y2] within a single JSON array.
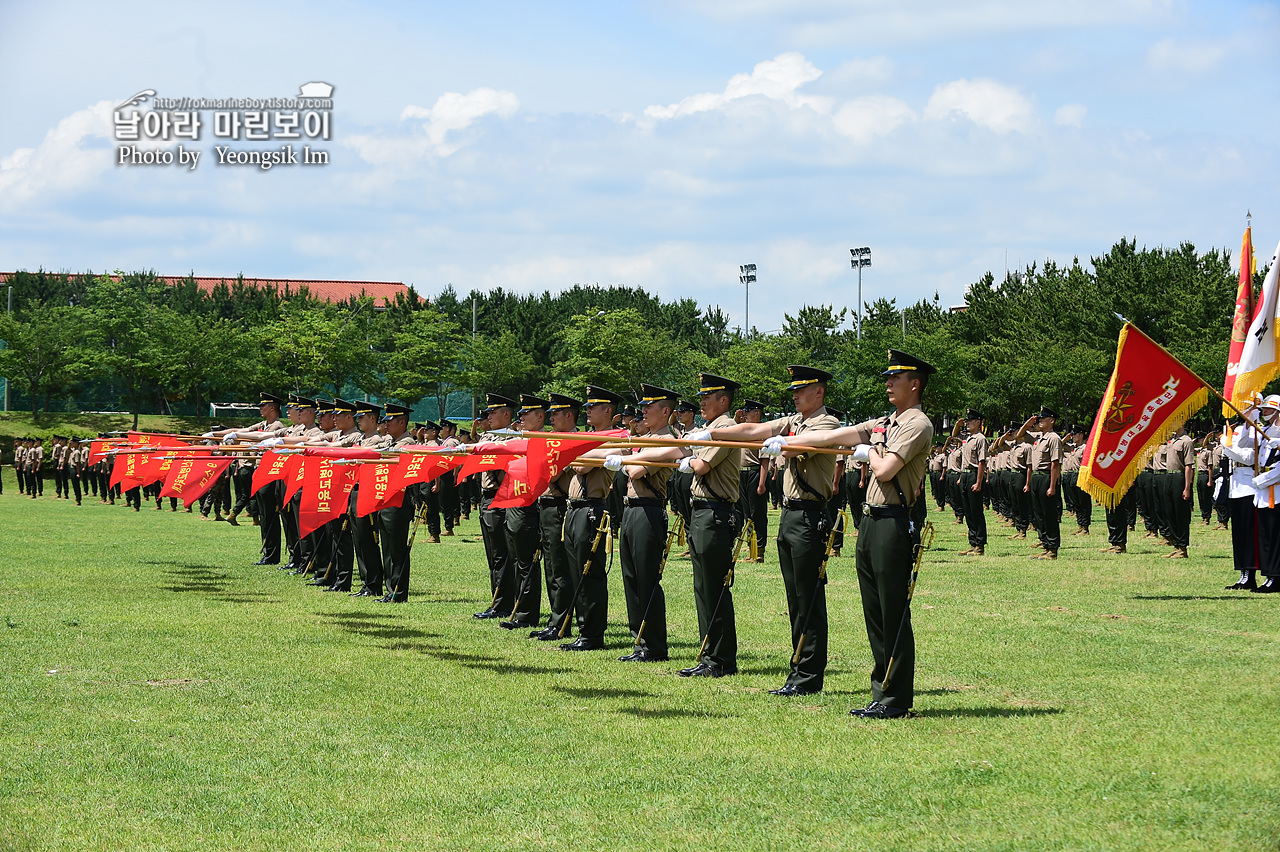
[[1014, 408, 1064, 558], [781, 349, 935, 718], [1162, 423, 1195, 558], [560, 385, 625, 651], [714, 365, 840, 694], [958, 409, 988, 555], [502, 395, 550, 630], [531, 394, 583, 641], [675, 373, 742, 678], [473, 393, 518, 620]]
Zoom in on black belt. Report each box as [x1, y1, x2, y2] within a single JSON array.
[[569, 498, 605, 508], [538, 496, 567, 507], [691, 499, 733, 510], [783, 498, 826, 511], [862, 503, 909, 519], [624, 497, 663, 507]]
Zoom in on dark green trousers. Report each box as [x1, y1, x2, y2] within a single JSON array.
[[1106, 489, 1134, 547], [620, 503, 669, 656], [376, 493, 415, 600], [960, 471, 986, 547], [777, 506, 831, 691], [348, 487, 382, 593], [506, 505, 542, 625], [540, 500, 572, 634], [480, 495, 513, 614], [737, 467, 768, 556], [1160, 472, 1193, 548], [565, 502, 609, 640], [257, 480, 282, 563], [689, 504, 740, 670], [855, 513, 916, 709], [1030, 472, 1061, 551]]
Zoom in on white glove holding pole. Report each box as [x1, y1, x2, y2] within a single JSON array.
[[202, 431, 215, 439], [222, 432, 238, 444], [678, 456, 694, 474], [604, 454, 624, 472], [256, 437, 284, 448], [851, 444, 873, 462], [761, 436, 786, 458], [686, 429, 711, 442]]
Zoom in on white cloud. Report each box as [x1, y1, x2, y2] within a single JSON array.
[[923, 78, 1035, 134], [0, 100, 113, 207], [400, 87, 520, 156], [1054, 104, 1087, 127], [1145, 37, 1230, 75], [833, 95, 915, 144], [644, 52, 829, 120]]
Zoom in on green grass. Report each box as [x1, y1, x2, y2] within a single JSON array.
[[2, 473, 1278, 851]]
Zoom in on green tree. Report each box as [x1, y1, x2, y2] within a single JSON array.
[[383, 308, 465, 414], [461, 329, 537, 401], [0, 305, 97, 414], [552, 308, 696, 397], [86, 273, 173, 429]]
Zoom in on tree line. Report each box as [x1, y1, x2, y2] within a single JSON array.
[[0, 238, 1266, 429]]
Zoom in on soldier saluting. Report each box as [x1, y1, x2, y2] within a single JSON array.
[[776, 350, 935, 718]]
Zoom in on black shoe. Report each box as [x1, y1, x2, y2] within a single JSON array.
[[322, 585, 350, 592], [1253, 578, 1279, 593], [290, 567, 308, 576], [305, 578, 329, 586], [618, 649, 668, 662], [769, 684, 820, 696], [1227, 572, 1257, 590], [253, 559, 279, 566], [678, 661, 732, 678], [559, 636, 604, 651], [350, 588, 378, 598], [849, 701, 910, 719], [499, 620, 536, 630], [474, 608, 500, 619], [376, 593, 395, 603], [276, 563, 295, 571], [537, 629, 568, 642], [529, 627, 552, 638]]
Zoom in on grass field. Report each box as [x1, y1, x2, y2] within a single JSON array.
[[2, 468, 1278, 851]]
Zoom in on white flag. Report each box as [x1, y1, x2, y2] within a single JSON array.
[[1235, 237, 1280, 403]]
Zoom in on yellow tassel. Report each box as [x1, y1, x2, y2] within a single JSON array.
[[749, 531, 759, 562]]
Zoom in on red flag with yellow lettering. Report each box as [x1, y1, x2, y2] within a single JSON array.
[[160, 457, 234, 508], [298, 459, 359, 538], [1078, 323, 1210, 507], [490, 433, 625, 508], [252, 451, 293, 495], [356, 461, 404, 517]]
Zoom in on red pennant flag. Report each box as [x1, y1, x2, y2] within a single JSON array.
[[160, 457, 234, 508], [282, 455, 307, 504], [88, 440, 111, 465], [298, 460, 359, 538], [1078, 323, 1210, 507], [490, 430, 630, 508], [138, 438, 193, 488], [394, 451, 465, 491], [252, 451, 293, 495], [454, 440, 528, 482], [356, 461, 404, 517], [301, 447, 383, 459]]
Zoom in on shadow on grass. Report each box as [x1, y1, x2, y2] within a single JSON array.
[[616, 706, 734, 720], [1131, 594, 1263, 602], [914, 706, 1063, 718], [553, 686, 652, 700], [372, 642, 574, 676]]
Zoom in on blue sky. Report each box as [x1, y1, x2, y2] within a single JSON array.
[[1, 0, 1276, 333]]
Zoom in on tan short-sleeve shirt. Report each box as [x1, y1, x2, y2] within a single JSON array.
[[767, 407, 840, 500], [845, 406, 934, 506], [626, 426, 675, 499], [1167, 434, 1194, 472], [961, 432, 987, 471], [691, 413, 740, 501]]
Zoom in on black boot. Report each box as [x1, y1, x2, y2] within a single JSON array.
[[1252, 576, 1279, 593], [1227, 571, 1257, 590]]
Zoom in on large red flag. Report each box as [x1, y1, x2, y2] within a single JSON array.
[[1078, 323, 1210, 507], [298, 460, 359, 538], [355, 461, 404, 517], [394, 451, 465, 491], [281, 455, 306, 504], [489, 432, 626, 508], [454, 440, 527, 482], [1224, 225, 1257, 414], [160, 457, 234, 508], [252, 451, 293, 495]]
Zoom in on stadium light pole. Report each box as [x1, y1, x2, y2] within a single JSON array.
[[850, 247, 871, 341], [739, 264, 756, 336]]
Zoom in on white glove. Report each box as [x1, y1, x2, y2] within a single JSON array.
[[257, 437, 284, 448], [851, 444, 872, 462], [761, 436, 786, 458], [678, 456, 694, 474], [686, 429, 711, 442], [603, 454, 624, 472], [222, 432, 238, 444], [202, 431, 215, 439]]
